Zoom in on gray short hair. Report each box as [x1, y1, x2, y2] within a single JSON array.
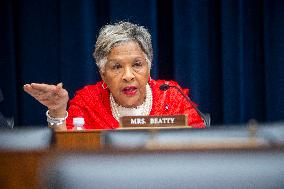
[[93, 21, 153, 71]]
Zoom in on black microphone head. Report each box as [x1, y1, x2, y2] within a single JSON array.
[[159, 84, 170, 91]]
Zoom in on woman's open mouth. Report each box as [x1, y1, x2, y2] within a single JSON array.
[[122, 86, 137, 96]]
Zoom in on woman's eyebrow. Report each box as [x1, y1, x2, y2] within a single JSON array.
[[133, 56, 146, 60], [107, 59, 120, 63]]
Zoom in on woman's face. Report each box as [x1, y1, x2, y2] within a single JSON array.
[[101, 41, 150, 108]]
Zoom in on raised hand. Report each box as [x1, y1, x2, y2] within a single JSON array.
[[23, 83, 69, 117]]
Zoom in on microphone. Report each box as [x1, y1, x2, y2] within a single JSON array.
[[159, 84, 210, 127]]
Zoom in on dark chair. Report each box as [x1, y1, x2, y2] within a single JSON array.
[[0, 127, 53, 150], [151, 126, 269, 147], [258, 122, 284, 146], [41, 150, 284, 189], [101, 126, 270, 150], [101, 130, 151, 149]]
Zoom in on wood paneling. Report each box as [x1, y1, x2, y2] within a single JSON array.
[[53, 130, 102, 150]]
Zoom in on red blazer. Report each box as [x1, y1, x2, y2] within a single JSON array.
[[66, 80, 205, 130]]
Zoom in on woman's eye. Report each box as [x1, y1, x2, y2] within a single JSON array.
[[133, 61, 143, 67], [112, 64, 122, 70]]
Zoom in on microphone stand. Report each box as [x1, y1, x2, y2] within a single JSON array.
[[160, 84, 210, 127]]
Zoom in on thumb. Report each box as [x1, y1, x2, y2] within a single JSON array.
[[55, 82, 64, 94], [57, 82, 63, 88]]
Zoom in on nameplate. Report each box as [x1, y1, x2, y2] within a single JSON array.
[[119, 115, 187, 128]]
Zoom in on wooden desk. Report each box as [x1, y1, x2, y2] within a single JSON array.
[[0, 150, 49, 189], [52, 126, 273, 151], [1, 126, 283, 189], [0, 130, 102, 189], [1, 148, 283, 189], [0, 125, 284, 189], [52, 127, 190, 150], [52, 127, 196, 151], [53, 130, 102, 151]]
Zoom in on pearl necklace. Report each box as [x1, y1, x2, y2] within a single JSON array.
[[110, 83, 153, 122]]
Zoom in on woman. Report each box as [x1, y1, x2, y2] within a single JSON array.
[[23, 21, 205, 130]]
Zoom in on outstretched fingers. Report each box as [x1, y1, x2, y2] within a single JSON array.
[[24, 83, 53, 95], [23, 82, 69, 109]]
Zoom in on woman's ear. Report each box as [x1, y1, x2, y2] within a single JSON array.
[[148, 75, 152, 83]]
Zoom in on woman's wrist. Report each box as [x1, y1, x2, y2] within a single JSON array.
[[48, 106, 67, 118], [46, 110, 68, 127]]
